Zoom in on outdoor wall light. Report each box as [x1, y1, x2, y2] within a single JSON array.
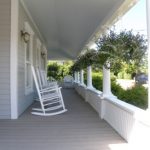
[[41, 51, 46, 58], [21, 30, 30, 43]]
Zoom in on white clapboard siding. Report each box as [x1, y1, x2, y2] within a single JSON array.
[[17, 2, 45, 116]]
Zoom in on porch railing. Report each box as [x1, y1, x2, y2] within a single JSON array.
[[73, 65, 150, 148]]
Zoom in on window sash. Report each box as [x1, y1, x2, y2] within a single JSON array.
[[24, 22, 34, 95]]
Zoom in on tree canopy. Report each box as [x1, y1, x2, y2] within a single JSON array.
[[96, 30, 147, 74], [71, 30, 147, 75]]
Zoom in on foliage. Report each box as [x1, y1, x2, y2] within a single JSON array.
[[71, 49, 98, 72], [71, 30, 147, 78], [91, 73, 148, 109], [47, 62, 60, 80], [70, 61, 81, 73], [96, 30, 147, 74], [69, 29, 148, 109], [117, 85, 148, 109], [111, 81, 124, 96], [79, 49, 98, 68], [92, 72, 102, 90], [47, 61, 73, 80]]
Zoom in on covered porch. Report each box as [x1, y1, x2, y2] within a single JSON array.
[[0, 89, 126, 150], [0, 0, 150, 149]]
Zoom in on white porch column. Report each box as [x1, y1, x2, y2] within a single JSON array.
[[77, 71, 80, 83], [74, 72, 77, 82], [87, 66, 93, 89], [80, 69, 85, 85], [102, 66, 113, 97], [146, 0, 150, 109]]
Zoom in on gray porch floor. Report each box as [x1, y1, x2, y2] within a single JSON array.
[[0, 89, 126, 150]]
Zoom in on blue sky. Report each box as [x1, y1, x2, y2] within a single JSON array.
[[115, 0, 147, 36]]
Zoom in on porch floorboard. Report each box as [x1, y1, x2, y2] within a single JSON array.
[[0, 89, 126, 150]]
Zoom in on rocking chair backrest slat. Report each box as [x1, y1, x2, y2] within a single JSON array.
[[40, 70, 47, 87], [31, 66, 42, 100], [36, 68, 42, 90]]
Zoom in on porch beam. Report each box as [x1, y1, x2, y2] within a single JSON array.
[[146, 0, 150, 110]]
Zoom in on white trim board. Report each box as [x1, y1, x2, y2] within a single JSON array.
[[24, 22, 34, 95], [10, 0, 19, 119]]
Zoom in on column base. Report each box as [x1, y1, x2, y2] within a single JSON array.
[[80, 83, 86, 87]]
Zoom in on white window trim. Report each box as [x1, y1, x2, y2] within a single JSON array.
[[36, 38, 42, 69], [24, 22, 34, 95]]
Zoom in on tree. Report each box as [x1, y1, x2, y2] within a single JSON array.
[[47, 62, 61, 80], [47, 61, 73, 80], [96, 30, 147, 75]]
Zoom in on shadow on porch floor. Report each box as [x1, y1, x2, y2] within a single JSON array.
[[0, 89, 127, 150]]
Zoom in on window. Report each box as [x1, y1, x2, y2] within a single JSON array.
[[24, 22, 34, 95], [36, 39, 41, 69]]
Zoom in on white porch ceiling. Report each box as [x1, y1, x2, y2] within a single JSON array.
[[23, 0, 132, 60]]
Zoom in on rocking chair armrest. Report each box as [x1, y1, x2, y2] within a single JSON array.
[[40, 87, 61, 93], [48, 81, 57, 85], [41, 85, 58, 91]]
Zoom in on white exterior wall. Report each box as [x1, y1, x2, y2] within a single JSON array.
[[0, 0, 11, 119], [17, 2, 47, 117]]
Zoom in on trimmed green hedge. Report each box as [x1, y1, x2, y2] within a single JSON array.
[[90, 72, 148, 109]]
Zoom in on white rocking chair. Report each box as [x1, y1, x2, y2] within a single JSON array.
[[34, 68, 57, 102], [31, 66, 67, 116]]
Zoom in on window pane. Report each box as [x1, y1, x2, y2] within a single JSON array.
[[26, 41, 30, 61], [41, 57, 45, 70], [26, 64, 31, 87], [36, 48, 42, 67]]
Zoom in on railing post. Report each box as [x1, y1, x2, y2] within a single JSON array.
[[87, 66, 93, 89], [80, 69, 85, 86], [102, 66, 114, 98], [146, 0, 150, 110]]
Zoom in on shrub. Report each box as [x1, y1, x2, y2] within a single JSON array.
[[118, 85, 148, 109], [90, 72, 148, 109], [111, 81, 124, 96], [92, 72, 103, 91], [92, 72, 119, 92]]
